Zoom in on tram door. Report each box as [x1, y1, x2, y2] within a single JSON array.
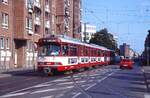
[[104, 51, 107, 63]]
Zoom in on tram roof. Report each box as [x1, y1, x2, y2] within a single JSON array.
[[43, 35, 112, 51]]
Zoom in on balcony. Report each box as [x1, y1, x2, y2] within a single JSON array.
[[45, 20, 50, 28], [27, 30, 34, 35], [65, 10, 70, 16], [34, 17, 41, 25], [45, 5, 50, 13], [34, 0, 41, 9], [28, 8, 33, 13], [1, 23, 8, 29]]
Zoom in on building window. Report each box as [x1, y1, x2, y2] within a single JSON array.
[[6, 38, 10, 49], [0, 37, 4, 49], [2, 0, 8, 4], [35, 25, 40, 34], [45, 0, 49, 4], [26, 0, 33, 8], [45, 28, 49, 34], [2, 13, 9, 29], [26, 17, 32, 30]]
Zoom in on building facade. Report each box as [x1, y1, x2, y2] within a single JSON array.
[[81, 24, 96, 43], [144, 30, 150, 66], [0, 0, 14, 70], [0, 0, 82, 70], [55, 0, 82, 38], [120, 43, 130, 58]]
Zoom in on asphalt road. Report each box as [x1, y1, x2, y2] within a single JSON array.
[[0, 64, 149, 98]]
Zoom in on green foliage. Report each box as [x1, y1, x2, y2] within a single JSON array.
[[90, 28, 117, 50]]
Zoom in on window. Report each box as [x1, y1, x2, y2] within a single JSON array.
[[98, 50, 101, 56], [35, 0, 40, 3], [62, 45, 68, 56], [90, 48, 93, 56], [35, 25, 40, 34], [2, 13, 8, 29], [45, 28, 49, 34], [2, 0, 8, 4], [45, 0, 49, 4], [0, 37, 4, 49], [85, 47, 88, 56], [70, 45, 77, 56], [26, 17, 32, 30], [94, 49, 97, 56], [6, 38, 10, 49], [80, 46, 84, 56], [26, 0, 33, 9]]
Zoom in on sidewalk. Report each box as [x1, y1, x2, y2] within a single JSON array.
[[142, 66, 150, 74], [0, 67, 36, 78]]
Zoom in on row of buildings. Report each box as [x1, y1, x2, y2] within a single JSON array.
[[119, 43, 139, 59], [142, 30, 150, 66], [0, 0, 82, 70]]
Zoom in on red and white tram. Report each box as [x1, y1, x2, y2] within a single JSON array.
[[37, 35, 113, 74]]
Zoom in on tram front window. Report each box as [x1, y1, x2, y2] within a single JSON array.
[[39, 44, 61, 56]]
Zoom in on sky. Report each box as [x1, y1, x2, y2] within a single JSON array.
[[82, 0, 150, 53]]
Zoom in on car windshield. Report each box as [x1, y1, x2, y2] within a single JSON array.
[[38, 43, 61, 56]]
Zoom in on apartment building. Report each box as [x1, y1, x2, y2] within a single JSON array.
[[0, 0, 81, 70], [0, 0, 14, 70], [55, 0, 82, 38], [81, 24, 96, 43], [120, 43, 130, 58], [73, 0, 82, 38], [13, 0, 55, 68]]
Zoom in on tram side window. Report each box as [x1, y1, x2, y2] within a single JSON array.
[[70, 46, 77, 56], [81, 46, 84, 56], [98, 50, 101, 56], [85, 47, 88, 56], [94, 49, 97, 56], [62, 45, 68, 56], [90, 48, 93, 56]]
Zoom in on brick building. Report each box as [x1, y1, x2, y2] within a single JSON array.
[[0, 0, 14, 70], [0, 0, 82, 70], [55, 0, 82, 38]]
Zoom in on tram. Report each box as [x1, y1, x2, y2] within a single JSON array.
[[37, 35, 114, 74]]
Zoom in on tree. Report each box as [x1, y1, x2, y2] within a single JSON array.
[[90, 28, 117, 50]]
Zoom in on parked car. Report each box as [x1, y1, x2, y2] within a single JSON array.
[[120, 59, 134, 69]]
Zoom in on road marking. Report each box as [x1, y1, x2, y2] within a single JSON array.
[[144, 93, 150, 98], [72, 71, 116, 98], [1, 92, 28, 98], [41, 95, 53, 98], [85, 83, 97, 90], [0, 76, 70, 97], [33, 84, 52, 88], [57, 81, 73, 85], [53, 78, 68, 82], [31, 86, 74, 94], [72, 92, 81, 98]]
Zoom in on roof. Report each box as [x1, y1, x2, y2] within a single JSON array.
[[43, 35, 113, 51]]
